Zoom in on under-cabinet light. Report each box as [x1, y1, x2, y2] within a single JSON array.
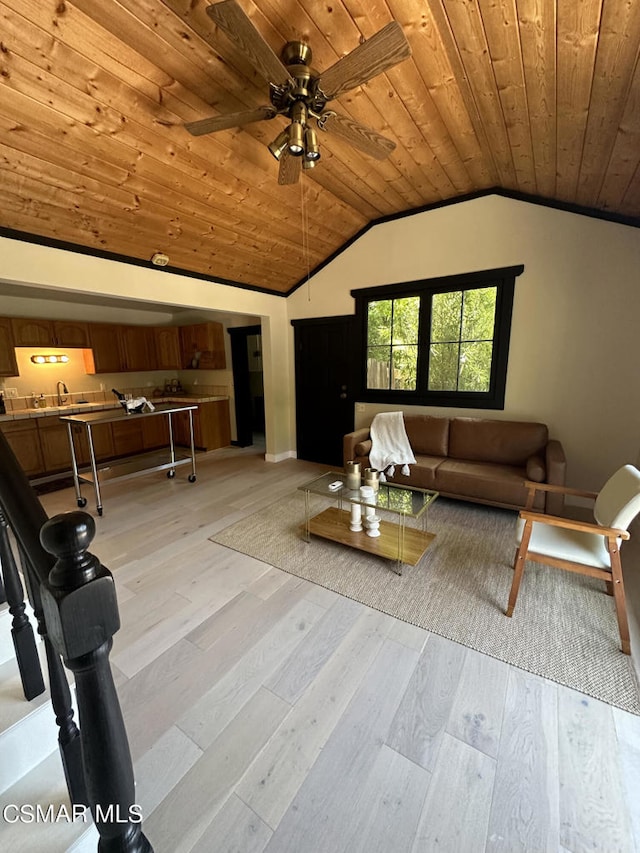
[[31, 354, 69, 364]]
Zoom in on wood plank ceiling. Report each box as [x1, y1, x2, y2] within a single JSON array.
[[0, 1, 639, 296]]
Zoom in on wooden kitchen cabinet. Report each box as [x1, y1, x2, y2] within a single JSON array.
[[0, 420, 44, 476], [11, 317, 90, 348], [0, 317, 19, 376], [11, 317, 55, 347], [180, 322, 226, 369], [38, 418, 75, 472], [52, 320, 90, 347], [38, 418, 114, 473], [174, 400, 230, 451], [111, 418, 145, 457], [142, 412, 170, 450], [121, 325, 157, 372], [199, 400, 230, 449], [85, 323, 125, 373], [153, 326, 181, 370]]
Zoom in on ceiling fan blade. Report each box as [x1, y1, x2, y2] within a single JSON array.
[[318, 21, 411, 101], [207, 1, 294, 87], [184, 106, 277, 136], [278, 152, 302, 185], [317, 112, 396, 160]]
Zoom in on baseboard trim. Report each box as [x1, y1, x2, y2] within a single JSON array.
[[265, 451, 297, 463]]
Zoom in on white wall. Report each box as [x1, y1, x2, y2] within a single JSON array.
[[288, 195, 640, 492]]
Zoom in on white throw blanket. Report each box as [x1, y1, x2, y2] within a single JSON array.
[[369, 412, 416, 481]]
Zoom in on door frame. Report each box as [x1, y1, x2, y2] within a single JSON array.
[[228, 324, 262, 447]]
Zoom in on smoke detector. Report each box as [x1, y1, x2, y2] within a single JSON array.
[[151, 252, 170, 267]]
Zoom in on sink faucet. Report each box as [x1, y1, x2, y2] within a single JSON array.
[[57, 380, 68, 406]]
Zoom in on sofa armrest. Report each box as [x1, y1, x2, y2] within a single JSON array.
[[343, 428, 371, 468], [544, 439, 567, 515]]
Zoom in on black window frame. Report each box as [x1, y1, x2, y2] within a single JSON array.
[[352, 265, 523, 410]]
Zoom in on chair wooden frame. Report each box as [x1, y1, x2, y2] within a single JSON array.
[[507, 481, 632, 655]]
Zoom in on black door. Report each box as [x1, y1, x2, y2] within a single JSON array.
[[293, 316, 357, 466]]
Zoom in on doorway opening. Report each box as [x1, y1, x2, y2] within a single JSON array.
[[229, 324, 264, 447]]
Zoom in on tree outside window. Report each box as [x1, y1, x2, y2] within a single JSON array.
[[429, 286, 497, 392], [355, 266, 522, 409]]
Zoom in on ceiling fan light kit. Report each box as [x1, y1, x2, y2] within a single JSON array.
[[186, 0, 412, 184]]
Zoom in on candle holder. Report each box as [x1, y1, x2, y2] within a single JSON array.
[[360, 485, 380, 537], [363, 468, 380, 492], [345, 460, 361, 491]]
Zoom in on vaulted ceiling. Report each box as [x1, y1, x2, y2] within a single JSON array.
[[1, 0, 639, 296]]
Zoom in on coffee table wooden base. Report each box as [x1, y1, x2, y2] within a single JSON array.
[[303, 506, 435, 570]]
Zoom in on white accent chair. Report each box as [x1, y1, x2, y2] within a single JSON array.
[[507, 465, 640, 655]]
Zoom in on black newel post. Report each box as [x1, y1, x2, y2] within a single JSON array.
[[40, 511, 153, 853], [0, 508, 44, 700], [18, 544, 87, 807]]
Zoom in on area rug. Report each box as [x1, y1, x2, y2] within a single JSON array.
[[211, 493, 640, 714]]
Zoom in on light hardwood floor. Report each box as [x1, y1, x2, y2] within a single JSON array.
[[14, 446, 640, 851]]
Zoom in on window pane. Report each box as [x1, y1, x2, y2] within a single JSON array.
[[461, 287, 497, 341], [391, 345, 418, 390], [431, 291, 461, 342], [428, 343, 459, 390], [392, 296, 420, 345], [367, 347, 391, 389], [367, 301, 392, 346], [458, 342, 493, 392]]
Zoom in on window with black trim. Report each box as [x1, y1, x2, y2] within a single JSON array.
[[353, 265, 523, 409]]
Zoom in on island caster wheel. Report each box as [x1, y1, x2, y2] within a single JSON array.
[[188, 474, 197, 483], [167, 470, 176, 479], [77, 497, 87, 508]]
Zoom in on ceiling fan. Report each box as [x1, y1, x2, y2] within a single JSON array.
[[185, 1, 412, 185]]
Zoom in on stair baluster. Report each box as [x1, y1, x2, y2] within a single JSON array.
[[0, 508, 45, 699], [40, 511, 153, 853]]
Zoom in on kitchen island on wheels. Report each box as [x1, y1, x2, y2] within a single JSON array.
[[61, 403, 197, 516]]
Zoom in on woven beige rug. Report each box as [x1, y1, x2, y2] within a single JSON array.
[[211, 493, 640, 714]]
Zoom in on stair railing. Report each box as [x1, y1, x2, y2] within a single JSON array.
[[0, 430, 153, 852], [0, 507, 45, 700]]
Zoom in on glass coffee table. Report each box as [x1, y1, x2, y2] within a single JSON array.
[[298, 471, 439, 575]]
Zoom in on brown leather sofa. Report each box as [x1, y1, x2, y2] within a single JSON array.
[[343, 415, 566, 514]]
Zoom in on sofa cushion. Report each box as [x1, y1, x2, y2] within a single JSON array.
[[383, 455, 445, 490], [404, 415, 449, 457], [449, 417, 548, 466], [434, 459, 544, 509]]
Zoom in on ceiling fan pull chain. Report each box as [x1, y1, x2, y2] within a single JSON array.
[[300, 179, 311, 302]]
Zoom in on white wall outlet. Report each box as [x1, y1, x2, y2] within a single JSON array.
[[99, 383, 105, 391], [5, 387, 18, 398]]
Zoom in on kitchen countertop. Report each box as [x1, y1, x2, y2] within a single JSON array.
[[0, 396, 228, 423]]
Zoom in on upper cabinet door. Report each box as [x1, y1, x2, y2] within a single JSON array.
[[0, 318, 19, 376], [52, 320, 90, 347], [180, 322, 226, 369], [87, 324, 126, 373], [120, 326, 157, 372], [154, 326, 181, 370], [11, 317, 55, 347]]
